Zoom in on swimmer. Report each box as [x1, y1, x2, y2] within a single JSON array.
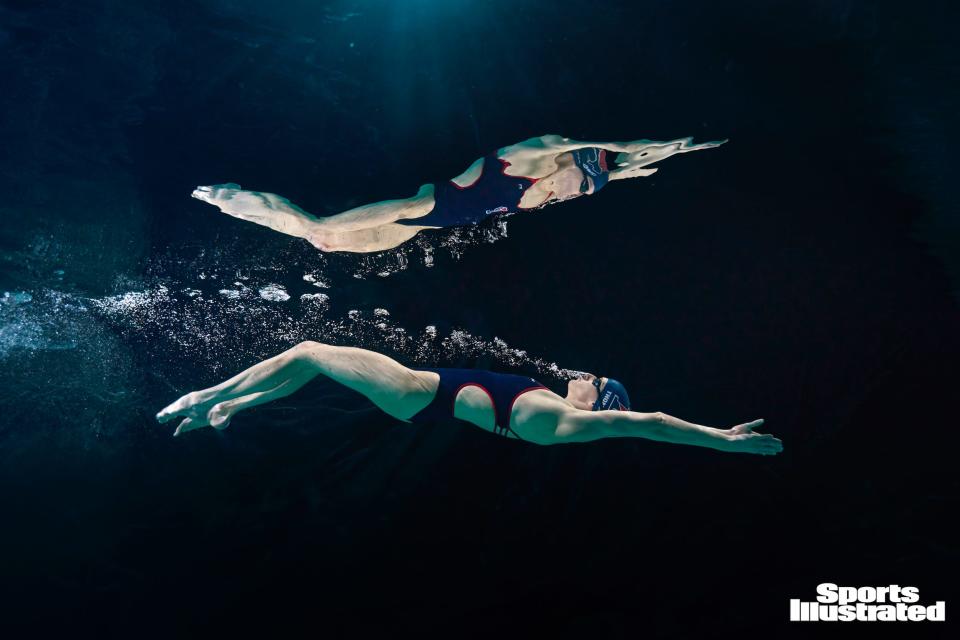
[[191, 134, 726, 253], [156, 341, 782, 454]]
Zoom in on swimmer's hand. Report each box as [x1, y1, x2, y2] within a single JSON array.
[[156, 392, 232, 437], [621, 137, 728, 154], [723, 419, 783, 456]]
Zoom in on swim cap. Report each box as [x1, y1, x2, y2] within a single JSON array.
[[593, 377, 631, 411], [571, 147, 611, 192]]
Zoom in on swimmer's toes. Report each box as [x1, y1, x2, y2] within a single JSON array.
[[157, 391, 207, 423], [191, 183, 243, 204], [157, 399, 186, 423], [191, 185, 214, 202], [173, 417, 196, 437]]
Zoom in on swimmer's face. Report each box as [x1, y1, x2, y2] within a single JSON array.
[[541, 165, 591, 198], [566, 373, 605, 410]]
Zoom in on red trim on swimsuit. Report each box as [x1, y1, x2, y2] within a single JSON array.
[[453, 382, 499, 427], [505, 385, 549, 434]]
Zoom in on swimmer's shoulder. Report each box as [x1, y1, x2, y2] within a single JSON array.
[[512, 387, 579, 445], [497, 134, 571, 178]]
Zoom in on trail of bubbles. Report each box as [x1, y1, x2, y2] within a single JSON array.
[[339, 217, 509, 279], [89, 282, 579, 381], [1, 289, 88, 356], [149, 214, 510, 286]]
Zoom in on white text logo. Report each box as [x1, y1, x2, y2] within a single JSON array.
[[791, 583, 945, 622]]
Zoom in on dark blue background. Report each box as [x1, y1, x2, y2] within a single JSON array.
[[1, 1, 957, 637]]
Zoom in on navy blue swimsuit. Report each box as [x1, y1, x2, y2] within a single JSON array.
[[398, 148, 614, 229], [409, 368, 549, 440], [396, 154, 541, 229]]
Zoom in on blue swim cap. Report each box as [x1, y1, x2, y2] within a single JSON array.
[[593, 377, 631, 411], [571, 147, 610, 192]]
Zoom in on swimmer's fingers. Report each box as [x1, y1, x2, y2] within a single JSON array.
[[757, 434, 784, 455], [726, 419, 782, 455], [679, 137, 728, 151], [612, 165, 658, 179], [729, 418, 764, 435], [744, 432, 783, 456]]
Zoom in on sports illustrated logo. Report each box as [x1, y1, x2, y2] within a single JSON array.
[[790, 583, 945, 622], [485, 206, 509, 215]]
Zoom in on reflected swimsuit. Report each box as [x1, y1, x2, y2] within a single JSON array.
[[397, 154, 540, 229], [397, 148, 612, 229], [410, 368, 549, 440]]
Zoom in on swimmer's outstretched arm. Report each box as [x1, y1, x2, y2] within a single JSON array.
[[513, 134, 728, 182], [554, 409, 782, 455], [532, 133, 726, 155]]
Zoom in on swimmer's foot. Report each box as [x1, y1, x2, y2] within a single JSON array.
[[156, 390, 233, 436], [192, 183, 314, 238]]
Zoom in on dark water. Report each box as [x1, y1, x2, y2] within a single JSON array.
[[1, 1, 957, 637]]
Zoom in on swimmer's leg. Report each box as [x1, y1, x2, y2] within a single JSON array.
[[306, 222, 429, 253], [192, 184, 321, 238], [192, 183, 435, 246], [157, 342, 436, 436], [157, 342, 319, 434], [313, 183, 435, 233]]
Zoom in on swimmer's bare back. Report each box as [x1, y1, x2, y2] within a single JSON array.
[[192, 135, 726, 253]]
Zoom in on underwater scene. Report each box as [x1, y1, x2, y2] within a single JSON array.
[[1, 1, 957, 637]]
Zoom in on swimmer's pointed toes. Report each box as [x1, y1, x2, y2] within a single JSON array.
[[173, 417, 193, 436], [191, 185, 214, 202], [191, 183, 242, 203], [157, 396, 190, 423]]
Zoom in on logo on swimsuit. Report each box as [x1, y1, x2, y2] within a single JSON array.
[[599, 390, 628, 411], [789, 584, 945, 622], [485, 206, 509, 215]]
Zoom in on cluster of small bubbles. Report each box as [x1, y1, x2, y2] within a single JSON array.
[[440, 229, 466, 260], [300, 292, 330, 306], [2, 291, 33, 305], [320, 217, 512, 280], [0, 289, 100, 357], [258, 284, 290, 302], [302, 273, 330, 288]]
